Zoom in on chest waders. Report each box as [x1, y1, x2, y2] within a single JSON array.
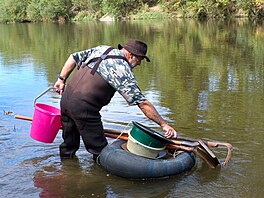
[[59, 47, 130, 159]]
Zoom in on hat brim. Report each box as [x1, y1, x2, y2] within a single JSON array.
[[118, 44, 150, 62]]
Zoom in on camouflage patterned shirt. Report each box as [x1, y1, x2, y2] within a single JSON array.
[[72, 45, 146, 106]]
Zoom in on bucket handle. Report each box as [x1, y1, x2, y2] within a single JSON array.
[[33, 86, 58, 105]]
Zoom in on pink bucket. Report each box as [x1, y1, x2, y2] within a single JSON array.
[[30, 103, 61, 143]]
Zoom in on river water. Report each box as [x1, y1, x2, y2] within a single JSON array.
[[0, 19, 263, 198]]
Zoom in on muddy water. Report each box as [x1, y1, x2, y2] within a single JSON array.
[[0, 19, 263, 197]]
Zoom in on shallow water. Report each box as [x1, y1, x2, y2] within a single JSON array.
[[0, 19, 264, 197]]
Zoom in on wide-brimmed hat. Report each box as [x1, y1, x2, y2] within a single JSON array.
[[118, 39, 150, 62]]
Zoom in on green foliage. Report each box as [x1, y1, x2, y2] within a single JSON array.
[[27, 0, 72, 22], [71, 0, 103, 21], [247, 0, 264, 18], [73, 11, 97, 21], [131, 5, 170, 20], [71, 0, 102, 12], [101, 0, 142, 17], [162, 0, 263, 19], [27, 0, 45, 21], [0, 0, 263, 22], [131, 12, 169, 20], [0, 0, 29, 22], [0, 0, 71, 22]]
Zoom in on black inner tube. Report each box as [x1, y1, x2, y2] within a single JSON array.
[[99, 140, 196, 179]]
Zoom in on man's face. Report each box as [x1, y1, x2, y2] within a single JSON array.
[[130, 54, 144, 69]]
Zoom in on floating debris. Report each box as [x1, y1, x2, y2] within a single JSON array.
[[3, 110, 14, 115]]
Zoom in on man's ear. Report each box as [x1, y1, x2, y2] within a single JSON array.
[[128, 52, 133, 59]]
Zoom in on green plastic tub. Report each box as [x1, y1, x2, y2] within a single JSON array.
[[129, 122, 166, 148]]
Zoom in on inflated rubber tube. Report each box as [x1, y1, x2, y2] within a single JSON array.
[[99, 140, 196, 179]]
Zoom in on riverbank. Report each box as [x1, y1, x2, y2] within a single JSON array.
[[80, 4, 263, 22], [0, 0, 263, 23]]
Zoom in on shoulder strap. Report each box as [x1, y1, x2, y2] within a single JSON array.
[[84, 47, 130, 75], [90, 47, 114, 75]]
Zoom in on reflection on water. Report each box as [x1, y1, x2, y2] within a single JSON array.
[[32, 154, 197, 198], [0, 19, 264, 197]]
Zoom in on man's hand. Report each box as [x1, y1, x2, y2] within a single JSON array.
[[162, 124, 177, 138], [54, 79, 65, 95]]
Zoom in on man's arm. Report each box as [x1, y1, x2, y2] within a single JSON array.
[[54, 55, 76, 94], [138, 100, 177, 138]]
